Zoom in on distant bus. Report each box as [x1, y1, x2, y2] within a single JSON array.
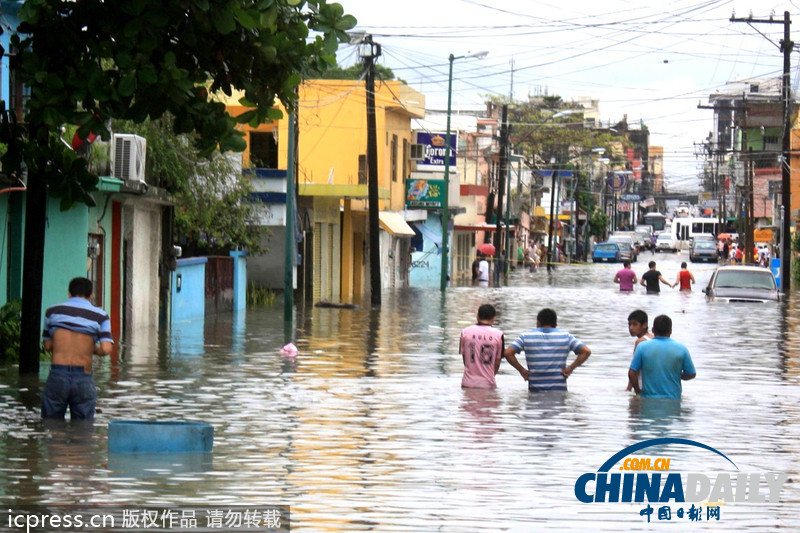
[[672, 217, 720, 242], [642, 212, 667, 232]]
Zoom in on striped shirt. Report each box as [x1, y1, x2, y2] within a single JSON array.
[[509, 327, 585, 392], [42, 297, 113, 344]]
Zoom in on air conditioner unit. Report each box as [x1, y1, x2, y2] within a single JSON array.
[[409, 143, 426, 161], [111, 133, 147, 182]]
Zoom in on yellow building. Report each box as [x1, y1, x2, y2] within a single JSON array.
[[226, 79, 425, 303]]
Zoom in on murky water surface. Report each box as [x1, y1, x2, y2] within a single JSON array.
[[1, 252, 799, 531]]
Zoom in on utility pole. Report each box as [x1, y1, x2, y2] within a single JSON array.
[[547, 164, 557, 273], [781, 11, 793, 291], [571, 170, 579, 263], [360, 35, 382, 306], [284, 110, 296, 323], [731, 11, 792, 289], [494, 104, 509, 285]]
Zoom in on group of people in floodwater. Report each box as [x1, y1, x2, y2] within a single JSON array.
[[459, 305, 695, 400], [614, 260, 696, 292]]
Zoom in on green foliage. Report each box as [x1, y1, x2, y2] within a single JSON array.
[[115, 116, 265, 255], [247, 281, 277, 307], [0, 300, 21, 363], [588, 207, 610, 240], [318, 63, 400, 82], [2, 0, 356, 210], [489, 95, 627, 168]]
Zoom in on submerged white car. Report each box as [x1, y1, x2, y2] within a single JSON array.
[[704, 266, 780, 302]]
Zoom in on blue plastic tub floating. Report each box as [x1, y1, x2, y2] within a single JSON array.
[[108, 420, 213, 453]]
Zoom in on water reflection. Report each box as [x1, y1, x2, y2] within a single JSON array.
[[0, 253, 799, 529], [459, 388, 503, 440], [627, 396, 692, 438]]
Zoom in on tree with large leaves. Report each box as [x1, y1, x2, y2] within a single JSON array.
[[490, 95, 628, 243], [3, 0, 356, 373]]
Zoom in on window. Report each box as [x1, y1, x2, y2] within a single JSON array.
[[87, 234, 104, 306], [249, 131, 278, 168], [358, 154, 367, 184], [402, 139, 409, 181], [391, 135, 398, 182]]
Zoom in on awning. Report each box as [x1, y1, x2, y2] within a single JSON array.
[[412, 222, 442, 247], [379, 212, 416, 237]]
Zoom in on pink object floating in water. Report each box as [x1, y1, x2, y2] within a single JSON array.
[[280, 343, 298, 356]]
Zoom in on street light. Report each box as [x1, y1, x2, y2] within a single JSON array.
[[441, 50, 488, 292]]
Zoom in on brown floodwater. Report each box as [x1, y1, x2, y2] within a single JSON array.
[[0, 251, 798, 531]]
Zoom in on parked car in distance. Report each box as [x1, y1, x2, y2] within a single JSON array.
[[592, 242, 621, 263], [616, 241, 636, 262], [704, 265, 780, 302], [689, 240, 719, 263], [689, 233, 716, 245], [635, 225, 654, 248], [655, 233, 677, 252], [609, 233, 639, 260], [635, 230, 651, 250]]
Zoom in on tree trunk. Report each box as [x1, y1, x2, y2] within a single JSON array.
[[18, 170, 47, 374]]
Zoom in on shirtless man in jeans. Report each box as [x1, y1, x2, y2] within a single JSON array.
[[41, 277, 113, 419]]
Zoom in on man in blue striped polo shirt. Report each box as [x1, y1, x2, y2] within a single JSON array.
[[41, 277, 114, 419], [503, 308, 591, 392]]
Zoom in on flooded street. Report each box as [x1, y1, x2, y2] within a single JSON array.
[[1, 251, 800, 531]]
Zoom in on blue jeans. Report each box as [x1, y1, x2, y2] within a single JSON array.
[[41, 365, 97, 419]]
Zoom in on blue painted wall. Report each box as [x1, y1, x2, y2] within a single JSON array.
[[0, 2, 20, 106], [230, 251, 247, 312], [409, 218, 445, 287], [171, 258, 207, 323]]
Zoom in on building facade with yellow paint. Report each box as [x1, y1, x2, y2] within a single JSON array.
[[225, 79, 425, 303]]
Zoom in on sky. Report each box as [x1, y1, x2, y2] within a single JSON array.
[[333, 0, 800, 193]]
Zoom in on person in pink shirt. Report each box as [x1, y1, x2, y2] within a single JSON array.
[[613, 260, 638, 291], [460, 304, 505, 388]]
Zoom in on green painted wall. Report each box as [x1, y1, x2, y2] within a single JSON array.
[[0, 193, 24, 306], [0, 194, 8, 305], [8, 194, 23, 301], [41, 201, 89, 314]]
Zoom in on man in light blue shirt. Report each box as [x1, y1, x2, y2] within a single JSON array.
[[628, 314, 696, 399]]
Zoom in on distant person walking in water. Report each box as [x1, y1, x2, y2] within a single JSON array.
[[471, 252, 481, 283], [476, 253, 490, 287], [41, 277, 114, 419], [613, 260, 638, 291], [640, 261, 671, 293], [503, 308, 591, 392], [628, 314, 696, 399], [460, 304, 505, 389], [673, 262, 695, 291]]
